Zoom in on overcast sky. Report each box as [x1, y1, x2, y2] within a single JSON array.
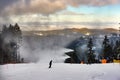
[[0, 0, 120, 31]]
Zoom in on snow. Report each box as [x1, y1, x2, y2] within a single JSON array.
[[1, 63, 120, 80]]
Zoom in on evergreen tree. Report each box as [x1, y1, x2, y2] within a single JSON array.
[[113, 40, 119, 59], [116, 47, 120, 60], [0, 23, 23, 64], [0, 34, 4, 64], [102, 35, 113, 62], [114, 40, 120, 60], [87, 38, 95, 64]]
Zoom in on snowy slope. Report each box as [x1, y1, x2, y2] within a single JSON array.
[[1, 63, 120, 80]]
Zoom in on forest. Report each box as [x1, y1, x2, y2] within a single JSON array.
[[65, 35, 120, 64], [0, 23, 24, 64]]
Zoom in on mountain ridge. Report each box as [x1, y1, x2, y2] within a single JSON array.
[[22, 28, 118, 36]]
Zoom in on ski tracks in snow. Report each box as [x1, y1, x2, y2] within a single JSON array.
[[91, 73, 105, 80], [89, 72, 105, 80]]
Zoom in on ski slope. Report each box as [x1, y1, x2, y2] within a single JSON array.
[[1, 63, 120, 80]]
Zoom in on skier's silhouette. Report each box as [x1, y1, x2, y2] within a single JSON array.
[[49, 60, 52, 68]]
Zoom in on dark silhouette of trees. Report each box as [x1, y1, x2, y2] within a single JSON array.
[[113, 40, 120, 60], [102, 35, 113, 62], [64, 51, 79, 63], [87, 38, 95, 64], [0, 23, 23, 65], [65, 35, 120, 64]]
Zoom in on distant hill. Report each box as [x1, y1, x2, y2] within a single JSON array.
[[22, 28, 118, 36], [103, 28, 118, 32]]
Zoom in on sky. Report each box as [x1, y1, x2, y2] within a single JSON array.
[[0, 0, 120, 31]]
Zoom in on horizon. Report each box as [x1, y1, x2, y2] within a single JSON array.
[[0, 24, 119, 31]]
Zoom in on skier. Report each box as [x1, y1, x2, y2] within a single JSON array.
[[49, 60, 52, 68]]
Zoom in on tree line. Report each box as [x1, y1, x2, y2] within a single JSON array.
[[65, 35, 120, 64], [0, 23, 24, 65]]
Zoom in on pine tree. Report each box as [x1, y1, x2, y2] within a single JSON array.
[[0, 34, 4, 64], [87, 38, 95, 64], [102, 35, 113, 62], [113, 40, 119, 59], [116, 47, 120, 60], [114, 40, 120, 60], [0, 23, 23, 64]]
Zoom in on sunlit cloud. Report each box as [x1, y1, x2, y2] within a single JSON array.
[[0, 0, 120, 31]]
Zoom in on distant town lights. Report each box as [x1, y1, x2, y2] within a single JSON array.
[[34, 33, 43, 36], [85, 32, 90, 36]]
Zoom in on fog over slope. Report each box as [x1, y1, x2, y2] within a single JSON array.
[[19, 34, 79, 63]]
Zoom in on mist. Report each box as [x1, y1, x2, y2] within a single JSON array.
[[19, 35, 78, 63]]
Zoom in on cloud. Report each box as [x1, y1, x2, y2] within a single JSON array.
[[2, 0, 66, 15], [67, 0, 120, 7], [57, 10, 87, 15], [0, 0, 120, 28], [1, 0, 120, 16], [0, 0, 17, 10]]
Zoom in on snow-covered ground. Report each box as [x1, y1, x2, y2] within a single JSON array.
[[1, 63, 120, 80]]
